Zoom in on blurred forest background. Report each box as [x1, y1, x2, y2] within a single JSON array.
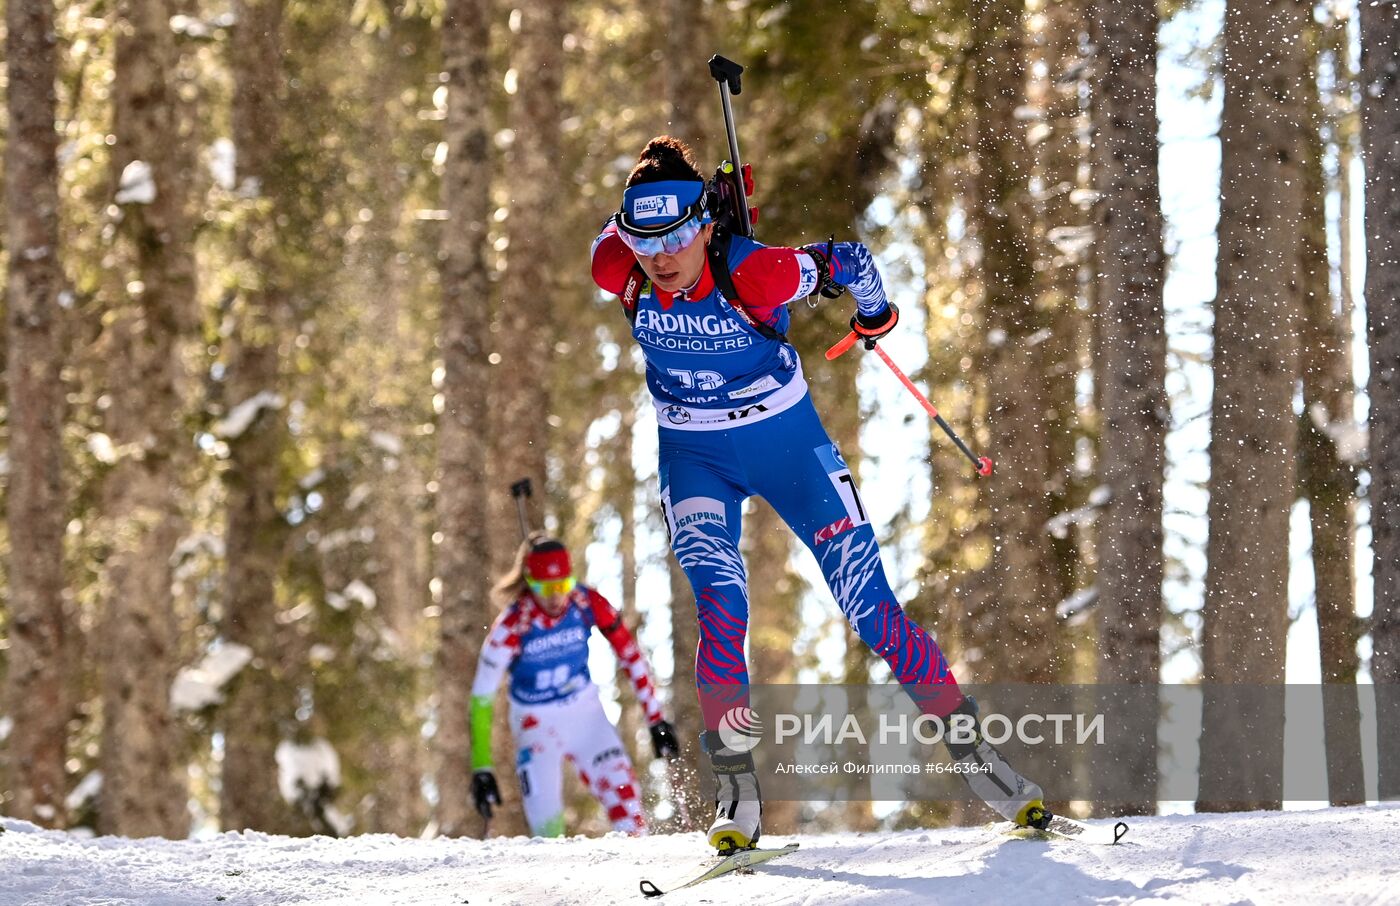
[[1, 0, 1397, 840]]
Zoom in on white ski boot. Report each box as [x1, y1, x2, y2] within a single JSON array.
[[703, 730, 763, 854], [944, 696, 1050, 829]]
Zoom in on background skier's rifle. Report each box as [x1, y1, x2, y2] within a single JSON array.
[[510, 478, 533, 541]]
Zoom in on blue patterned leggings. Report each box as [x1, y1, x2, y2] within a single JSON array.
[[658, 394, 961, 729]]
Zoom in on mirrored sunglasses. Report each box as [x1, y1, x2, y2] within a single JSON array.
[[616, 215, 705, 258], [528, 575, 576, 598]]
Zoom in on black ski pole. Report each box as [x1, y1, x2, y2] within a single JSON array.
[[707, 55, 752, 238], [509, 478, 533, 540]]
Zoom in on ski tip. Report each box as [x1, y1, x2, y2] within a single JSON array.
[[1113, 821, 1130, 844], [640, 878, 664, 898]]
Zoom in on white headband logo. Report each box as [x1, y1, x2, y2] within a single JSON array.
[[631, 194, 680, 219]]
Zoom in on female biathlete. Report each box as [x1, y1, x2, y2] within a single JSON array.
[[590, 137, 1048, 854], [470, 535, 679, 837]]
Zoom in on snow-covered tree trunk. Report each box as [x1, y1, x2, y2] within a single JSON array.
[[436, 0, 495, 839], [970, 0, 1064, 683], [489, 0, 567, 566], [1032, 0, 1093, 644], [350, 27, 431, 840], [828, 118, 884, 838], [1022, 6, 1092, 822], [1297, 29, 1364, 807], [915, 134, 982, 830], [474, 0, 561, 831], [1359, 0, 1400, 803], [662, 0, 716, 154], [601, 406, 651, 818], [367, 442, 431, 837], [3, 0, 71, 828], [1198, 0, 1309, 813], [97, 0, 196, 838], [220, 0, 299, 834], [1089, 0, 1166, 816]]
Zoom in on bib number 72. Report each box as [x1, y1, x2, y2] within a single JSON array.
[[666, 368, 724, 391]]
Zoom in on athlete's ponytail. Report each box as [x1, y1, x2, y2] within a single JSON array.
[[627, 135, 703, 187]]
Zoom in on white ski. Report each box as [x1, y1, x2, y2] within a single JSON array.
[[639, 842, 800, 898], [1007, 815, 1130, 845]]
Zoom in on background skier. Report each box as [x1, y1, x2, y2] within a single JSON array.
[[469, 534, 679, 837]]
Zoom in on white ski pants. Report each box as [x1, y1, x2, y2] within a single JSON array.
[[510, 688, 647, 837]]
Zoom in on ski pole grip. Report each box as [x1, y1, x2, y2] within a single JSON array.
[[708, 55, 744, 94], [826, 331, 859, 360]]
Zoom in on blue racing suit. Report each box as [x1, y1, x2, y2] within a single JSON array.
[[591, 223, 962, 728]]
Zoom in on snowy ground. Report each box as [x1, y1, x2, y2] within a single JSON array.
[[3, 805, 1398, 906]]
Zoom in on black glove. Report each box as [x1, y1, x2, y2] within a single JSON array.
[[471, 770, 502, 818], [851, 303, 899, 349], [649, 720, 680, 760], [799, 240, 849, 303]]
